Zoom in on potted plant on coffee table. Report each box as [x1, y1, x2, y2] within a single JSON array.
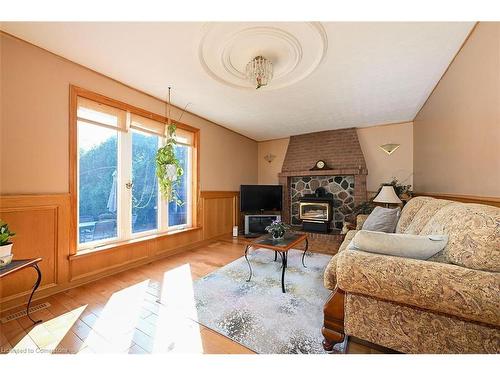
[[265, 220, 290, 241]]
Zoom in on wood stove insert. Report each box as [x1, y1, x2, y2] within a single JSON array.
[[299, 187, 333, 233]]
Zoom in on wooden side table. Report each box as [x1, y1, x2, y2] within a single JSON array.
[[0, 258, 43, 324]]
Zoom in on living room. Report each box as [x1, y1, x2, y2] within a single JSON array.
[[0, 1, 499, 372]]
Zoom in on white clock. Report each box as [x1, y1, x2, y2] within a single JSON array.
[[316, 160, 326, 169]]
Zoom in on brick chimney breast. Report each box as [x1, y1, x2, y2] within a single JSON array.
[[282, 128, 366, 172], [278, 128, 368, 225]]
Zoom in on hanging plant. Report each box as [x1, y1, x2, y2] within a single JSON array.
[[156, 87, 191, 206], [156, 123, 184, 206]]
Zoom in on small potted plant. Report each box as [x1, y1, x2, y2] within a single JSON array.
[[265, 220, 290, 241], [0, 221, 15, 267]]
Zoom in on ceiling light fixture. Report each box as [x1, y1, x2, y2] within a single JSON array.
[[245, 56, 273, 89]]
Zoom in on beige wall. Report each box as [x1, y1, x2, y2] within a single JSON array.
[[257, 138, 290, 184], [357, 122, 413, 192], [257, 123, 413, 192], [0, 33, 257, 194], [414, 22, 500, 198]]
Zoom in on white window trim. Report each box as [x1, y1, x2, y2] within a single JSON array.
[[76, 104, 195, 252]]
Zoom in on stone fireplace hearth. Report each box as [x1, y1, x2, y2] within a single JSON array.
[[291, 175, 354, 230], [278, 128, 367, 228]]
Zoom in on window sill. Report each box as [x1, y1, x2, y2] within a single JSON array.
[[69, 226, 202, 260]]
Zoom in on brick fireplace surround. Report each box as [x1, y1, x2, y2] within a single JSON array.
[[278, 128, 368, 227]]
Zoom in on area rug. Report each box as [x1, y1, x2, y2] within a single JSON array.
[[192, 248, 340, 354]]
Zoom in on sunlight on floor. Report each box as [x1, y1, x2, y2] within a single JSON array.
[[83, 279, 149, 352], [10, 305, 86, 354], [158, 263, 197, 318], [150, 263, 203, 353], [5, 264, 211, 354]]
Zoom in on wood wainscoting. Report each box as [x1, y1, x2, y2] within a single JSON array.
[[0, 195, 71, 308], [0, 191, 239, 312], [200, 191, 239, 239]]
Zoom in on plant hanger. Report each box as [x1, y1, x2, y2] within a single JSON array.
[[155, 87, 189, 206]]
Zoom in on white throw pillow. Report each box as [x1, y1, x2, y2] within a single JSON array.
[[362, 206, 400, 233], [351, 230, 448, 260]]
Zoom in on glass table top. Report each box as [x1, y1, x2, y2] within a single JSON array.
[[251, 232, 305, 248], [0, 259, 38, 277]]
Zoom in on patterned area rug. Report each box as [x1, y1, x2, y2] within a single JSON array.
[[193, 248, 339, 354]]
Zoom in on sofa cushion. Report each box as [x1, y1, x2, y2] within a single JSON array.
[[352, 230, 448, 260], [362, 206, 400, 233], [396, 196, 434, 234], [420, 203, 500, 272], [401, 198, 453, 235]]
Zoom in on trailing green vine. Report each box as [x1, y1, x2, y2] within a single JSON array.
[[156, 123, 184, 206]]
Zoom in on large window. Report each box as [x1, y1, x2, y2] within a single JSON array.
[[75, 93, 197, 250]]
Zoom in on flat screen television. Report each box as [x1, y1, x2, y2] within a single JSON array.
[[240, 185, 282, 212]]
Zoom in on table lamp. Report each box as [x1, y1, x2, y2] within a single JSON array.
[[373, 185, 402, 207]]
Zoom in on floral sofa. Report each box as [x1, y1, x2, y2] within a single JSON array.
[[322, 196, 500, 353]]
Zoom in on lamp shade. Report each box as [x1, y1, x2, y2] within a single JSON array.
[[373, 185, 402, 204]]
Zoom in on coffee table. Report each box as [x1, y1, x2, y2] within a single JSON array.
[[244, 232, 309, 293]]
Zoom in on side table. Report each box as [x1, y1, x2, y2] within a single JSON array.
[[0, 258, 43, 324]]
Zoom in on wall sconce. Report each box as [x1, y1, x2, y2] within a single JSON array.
[[379, 143, 400, 155], [263, 153, 276, 163]]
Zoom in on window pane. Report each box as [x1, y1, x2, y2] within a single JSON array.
[[78, 122, 118, 244], [168, 144, 190, 227], [132, 131, 159, 233]]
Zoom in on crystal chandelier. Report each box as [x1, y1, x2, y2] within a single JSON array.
[[245, 56, 273, 89]]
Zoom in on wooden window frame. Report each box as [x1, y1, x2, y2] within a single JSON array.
[[69, 85, 200, 256]]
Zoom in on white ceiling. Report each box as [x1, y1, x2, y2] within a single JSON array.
[[1, 22, 474, 141]]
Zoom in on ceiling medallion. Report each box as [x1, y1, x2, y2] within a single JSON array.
[[198, 22, 328, 90], [245, 56, 273, 89]]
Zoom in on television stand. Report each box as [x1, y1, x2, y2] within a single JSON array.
[[244, 214, 281, 236]]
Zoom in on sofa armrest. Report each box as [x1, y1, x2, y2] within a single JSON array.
[[355, 214, 369, 230], [323, 229, 358, 290], [336, 250, 500, 326], [323, 254, 339, 290]]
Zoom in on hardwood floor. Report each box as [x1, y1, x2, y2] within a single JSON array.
[[0, 239, 382, 354]]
